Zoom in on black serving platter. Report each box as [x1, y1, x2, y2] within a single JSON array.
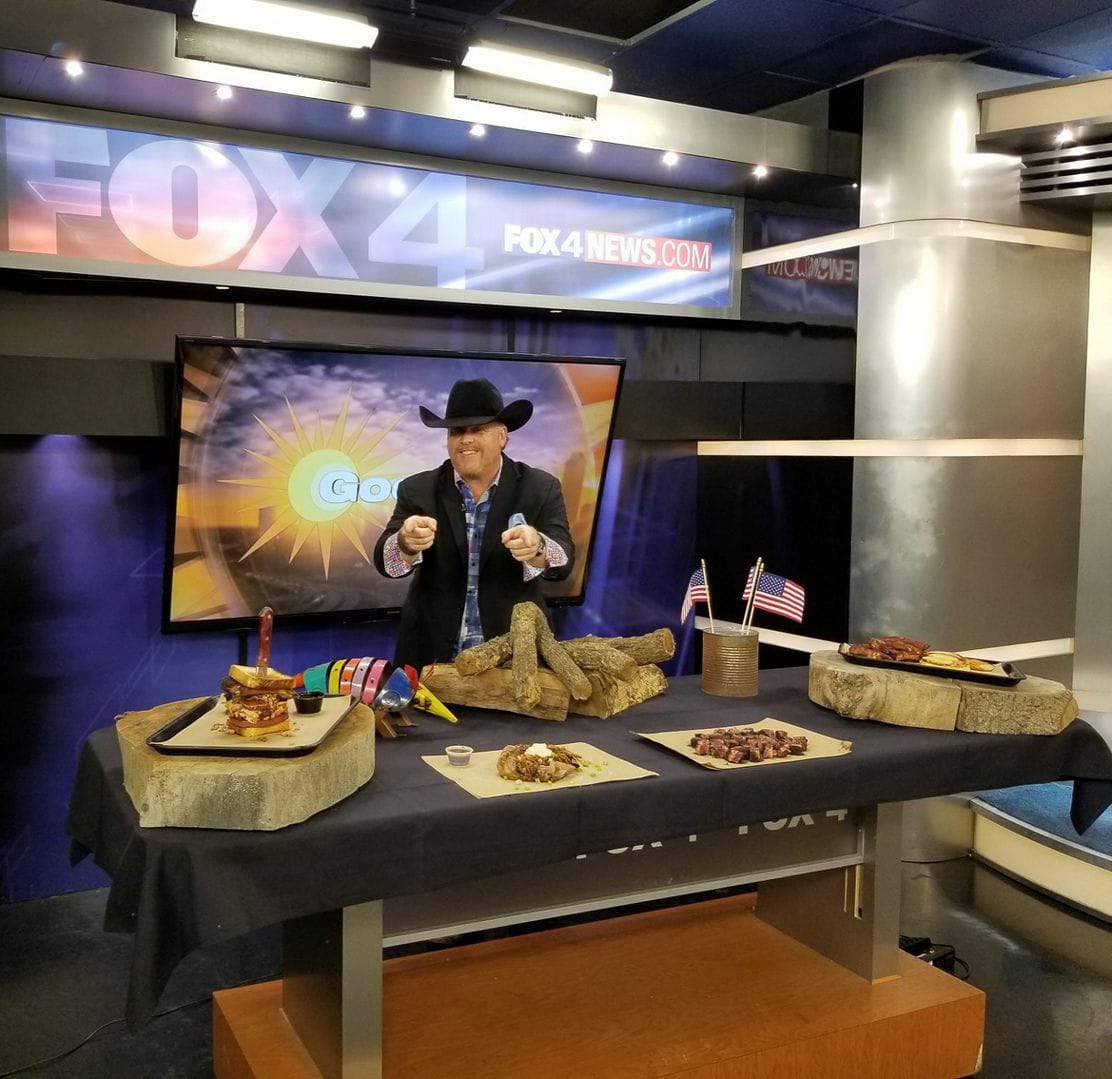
[[838, 643, 1025, 686], [146, 694, 357, 757]]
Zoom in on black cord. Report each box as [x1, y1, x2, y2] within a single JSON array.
[[0, 973, 278, 1077], [0, 1015, 129, 1078], [926, 939, 972, 982]]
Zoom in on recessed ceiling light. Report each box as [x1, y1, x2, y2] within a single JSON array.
[[64, 60, 83, 77], [1056, 127, 1074, 144], [752, 164, 768, 179], [215, 285, 231, 290], [576, 139, 594, 155], [462, 42, 612, 96], [470, 123, 486, 138], [192, 0, 378, 49], [216, 85, 233, 100], [662, 150, 679, 167], [852, 182, 859, 189], [349, 105, 366, 119]]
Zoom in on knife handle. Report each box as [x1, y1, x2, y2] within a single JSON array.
[[257, 607, 273, 672]]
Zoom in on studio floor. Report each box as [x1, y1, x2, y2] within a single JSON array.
[[1, 858, 1109, 1078]]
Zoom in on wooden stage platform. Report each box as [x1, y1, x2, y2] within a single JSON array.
[[214, 893, 984, 1079]]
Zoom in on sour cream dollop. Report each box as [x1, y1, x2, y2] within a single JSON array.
[[524, 742, 553, 759]]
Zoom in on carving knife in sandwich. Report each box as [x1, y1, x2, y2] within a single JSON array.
[[256, 605, 273, 678], [227, 606, 295, 691]]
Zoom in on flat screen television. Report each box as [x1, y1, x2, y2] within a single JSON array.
[[163, 337, 624, 632]]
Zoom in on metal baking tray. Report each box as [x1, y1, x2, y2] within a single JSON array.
[[146, 694, 357, 757], [838, 643, 1025, 686]]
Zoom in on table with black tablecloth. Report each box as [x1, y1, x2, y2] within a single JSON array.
[[67, 667, 1112, 1039]]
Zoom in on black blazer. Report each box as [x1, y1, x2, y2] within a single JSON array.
[[373, 455, 574, 670]]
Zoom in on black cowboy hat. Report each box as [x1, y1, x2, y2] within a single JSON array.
[[419, 378, 533, 431]]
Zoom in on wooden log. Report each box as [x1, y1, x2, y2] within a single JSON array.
[[563, 640, 637, 681], [956, 675, 1077, 735], [533, 618, 592, 700], [115, 698, 376, 830], [510, 603, 542, 708], [808, 651, 962, 731], [420, 664, 570, 721], [808, 651, 1078, 735], [570, 665, 668, 718], [455, 633, 512, 676], [564, 629, 676, 666]]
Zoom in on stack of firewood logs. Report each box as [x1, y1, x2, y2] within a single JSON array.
[[420, 602, 675, 719]]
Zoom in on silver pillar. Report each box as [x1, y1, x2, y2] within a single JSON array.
[[853, 61, 1091, 860], [851, 61, 1088, 680], [1073, 212, 1112, 706], [859, 61, 1079, 232]]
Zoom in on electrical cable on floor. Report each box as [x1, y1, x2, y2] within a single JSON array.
[[0, 1015, 130, 1077], [0, 973, 279, 1077]]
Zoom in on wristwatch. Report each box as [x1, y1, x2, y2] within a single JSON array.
[[533, 533, 547, 559]]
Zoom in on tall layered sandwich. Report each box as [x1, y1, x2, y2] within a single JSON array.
[[222, 607, 296, 738]]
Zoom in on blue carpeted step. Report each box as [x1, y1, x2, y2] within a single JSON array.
[[976, 782, 1112, 857]]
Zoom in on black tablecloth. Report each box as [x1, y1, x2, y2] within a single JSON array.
[[67, 669, 1112, 1026]]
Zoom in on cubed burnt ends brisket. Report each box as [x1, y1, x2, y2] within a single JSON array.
[[690, 727, 808, 762]]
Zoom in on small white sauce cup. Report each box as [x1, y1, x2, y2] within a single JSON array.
[[445, 745, 473, 767]]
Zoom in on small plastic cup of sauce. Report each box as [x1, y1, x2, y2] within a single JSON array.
[[294, 691, 324, 715]]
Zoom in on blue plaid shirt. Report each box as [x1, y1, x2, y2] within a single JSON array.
[[455, 475, 494, 654]]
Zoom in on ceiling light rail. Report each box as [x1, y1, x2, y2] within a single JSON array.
[[0, 1, 861, 191], [461, 42, 612, 97], [191, 0, 379, 50]]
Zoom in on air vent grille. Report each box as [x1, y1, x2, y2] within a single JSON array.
[[1020, 141, 1112, 207]]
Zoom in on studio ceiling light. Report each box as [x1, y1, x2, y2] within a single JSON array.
[[192, 0, 378, 49], [462, 42, 612, 97]]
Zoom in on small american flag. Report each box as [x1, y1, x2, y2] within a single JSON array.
[[680, 567, 708, 623], [742, 567, 805, 623]]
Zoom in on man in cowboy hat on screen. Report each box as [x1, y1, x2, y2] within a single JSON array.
[[373, 377, 574, 670]]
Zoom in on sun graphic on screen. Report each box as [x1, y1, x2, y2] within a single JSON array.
[[219, 392, 403, 577]]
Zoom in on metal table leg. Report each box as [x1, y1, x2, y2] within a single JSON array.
[[282, 899, 384, 1079], [756, 802, 904, 981]]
